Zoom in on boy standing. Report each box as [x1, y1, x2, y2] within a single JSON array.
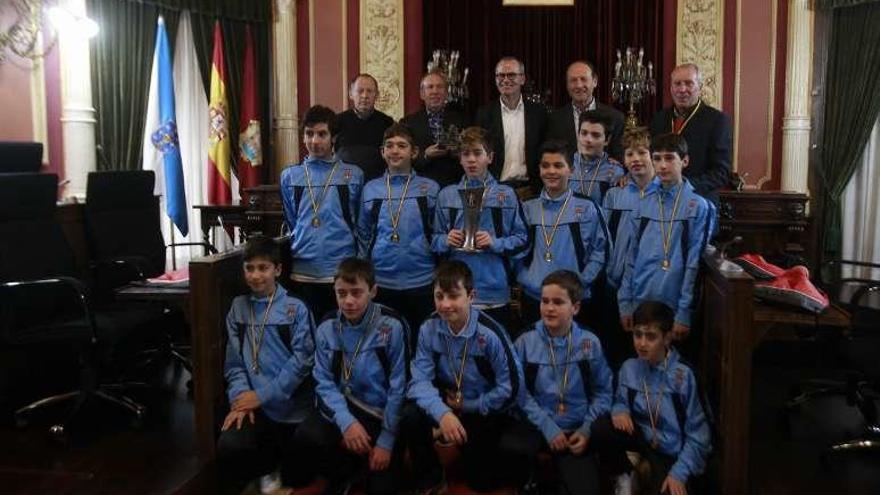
[[596, 301, 711, 495], [218, 236, 317, 494], [517, 140, 608, 328], [404, 260, 525, 493], [618, 134, 713, 341], [297, 258, 409, 495], [358, 123, 440, 337], [569, 110, 626, 205], [514, 270, 613, 493], [432, 127, 527, 332], [280, 105, 364, 320]]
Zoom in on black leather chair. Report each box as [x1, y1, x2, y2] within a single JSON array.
[[785, 259, 880, 458], [0, 141, 43, 173], [0, 173, 157, 435]]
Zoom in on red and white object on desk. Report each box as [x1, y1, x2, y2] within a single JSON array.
[[147, 268, 189, 285]]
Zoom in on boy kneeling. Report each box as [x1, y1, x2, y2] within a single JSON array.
[[297, 258, 409, 495]]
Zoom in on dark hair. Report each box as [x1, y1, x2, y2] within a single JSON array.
[[539, 140, 572, 168], [632, 301, 675, 334], [622, 127, 651, 151], [459, 126, 493, 154], [243, 235, 280, 265], [302, 104, 339, 136], [349, 73, 378, 92], [334, 257, 376, 288], [434, 260, 474, 294], [541, 270, 584, 302], [651, 133, 689, 159], [567, 60, 598, 79], [383, 122, 416, 148], [578, 109, 611, 137]]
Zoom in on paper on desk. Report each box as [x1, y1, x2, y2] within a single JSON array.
[[147, 268, 189, 285]]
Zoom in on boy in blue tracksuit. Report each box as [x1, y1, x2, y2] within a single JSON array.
[[358, 123, 440, 338], [513, 270, 613, 493], [280, 104, 364, 320], [618, 133, 713, 341], [593, 301, 711, 495], [517, 140, 608, 329], [569, 110, 626, 205], [218, 236, 317, 495], [432, 126, 528, 334], [402, 260, 526, 493], [296, 258, 409, 495]]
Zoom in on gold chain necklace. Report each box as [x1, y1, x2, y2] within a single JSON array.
[[385, 172, 413, 243], [248, 289, 277, 375], [444, 316, 471, 408], [336, 307, 377, 394], [546, 326, 574, 415], [578, 155, 603, 197], [641, 354, 669, 448], [539, 190, 572, 263], [303, 160, 339, 227], [671, 100, 702, 135], [657, 184, 685, 271]]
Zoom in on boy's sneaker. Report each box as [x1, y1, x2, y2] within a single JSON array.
[[258, 471, 282, 494], [614, 472, 633, 495]]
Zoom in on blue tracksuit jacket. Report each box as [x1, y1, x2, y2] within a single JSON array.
[[280, 156, 364, 279], [612, 348, 711, 484], [407, 308, 522, 423], [516, 189, 608, 302], [357, 171, 440, 290], [313, 302, 409, 451], [515, 321, 613, 442], [603, 178, 658, 289], [432, 174, 528, 305], [224, 284, 316, 423], [570, 152, 626, 205], [618, 179, 712, 326]]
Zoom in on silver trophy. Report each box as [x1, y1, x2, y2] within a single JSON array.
[[457, 187, 486, 252]]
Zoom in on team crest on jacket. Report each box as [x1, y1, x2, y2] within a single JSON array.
[[674, 367, 685, 389], [687, 198, 697, 215], [476, 334, 487, 348], [378, 324, 392, 343], [574, 206, 584, 219], [286, 304, 298, 319], [581, 338, 592, 355], [496, 191, 506, 203], [419, 183, 429, 194], [343, 168, 352, 181]]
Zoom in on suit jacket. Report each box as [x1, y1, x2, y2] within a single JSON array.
[[400, 107, 470, 187], [475, 98, 548, 193], [650, 102, 732, 205], [547, 101, 625, 161]]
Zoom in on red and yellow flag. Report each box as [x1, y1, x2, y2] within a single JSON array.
[[237, 24, 262, 201], [207, 21, 232, 205]]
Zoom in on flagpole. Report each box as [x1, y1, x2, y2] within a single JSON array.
[[169, 216, 177, 271]]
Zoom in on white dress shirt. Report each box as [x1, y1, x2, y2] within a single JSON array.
[[500, 96, 528, 182], [571, 97, 598, 135]]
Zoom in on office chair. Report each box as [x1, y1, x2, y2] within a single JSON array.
[[0, 173, 157, 435], [785, 259, 880, 459], [0, 141, 43, 174]]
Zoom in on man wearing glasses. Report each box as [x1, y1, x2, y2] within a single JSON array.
[[475, 57, 547, 198]]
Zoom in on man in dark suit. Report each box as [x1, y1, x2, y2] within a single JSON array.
[[400, 72, 469, 187], [475, 56, 547, 197], [547, 61, 625, 161], [649, 63, 732, 204], [335, 74, 395, 181]]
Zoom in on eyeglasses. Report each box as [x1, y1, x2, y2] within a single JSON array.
[[495, 72, 522, 80]]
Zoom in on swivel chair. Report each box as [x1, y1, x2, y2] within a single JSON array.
[[0, 173, 157, 435]]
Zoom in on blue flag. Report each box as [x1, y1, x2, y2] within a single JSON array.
[[149, 16, 188, 236]]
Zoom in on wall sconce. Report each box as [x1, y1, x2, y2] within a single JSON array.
[[0, 0, 98, 65]]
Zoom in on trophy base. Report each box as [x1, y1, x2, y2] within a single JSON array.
[[454, 246, 483, 253]]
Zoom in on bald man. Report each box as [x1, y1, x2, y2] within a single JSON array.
[[649, 63, 732, 204], [336, 74, 395, 181], [547, 61, 625, 161]]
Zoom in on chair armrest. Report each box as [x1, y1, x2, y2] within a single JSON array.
[[1, 276, 98, 342], [91, 256, 152, 280]]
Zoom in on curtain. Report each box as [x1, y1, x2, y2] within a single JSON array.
[[815, 0, 880, 10], [423, 0, 663, 119], [840, 117, 880, 298], [88, 0, 271, 179], [818, 1, 880, 259]]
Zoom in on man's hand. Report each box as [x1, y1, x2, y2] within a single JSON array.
[[368, 446, 392, 471], [424, 144, 448, 159], [439, 411, 467, 446], [567, 431, 589, 455], [231, 391, 261, 412], [661, 475, 688, 495], [221, 410, 255, 431], [447, 229, 464, 248], [342, 421, 372, 455], [672, 322, 690, 340], [612, 412, 635, 435], [548, 432, 568, 453], [620, 315, 633, 332], [474, 231, 493, 249]]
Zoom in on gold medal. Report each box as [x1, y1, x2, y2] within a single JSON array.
[[386, 173, 413, 246], [657, 185, 685, 274], [544, 251, 553, 262], [303, 161, 339, 230], [252, 363, 260, 375], [662, 259, 670, 270], [557, 402, 566, 415], [539, 190, 572, 266], [391, 232, 400, 243], [248, 290, 277, 379], [454, 390, 463, 404], [311, 217, 320, 228]]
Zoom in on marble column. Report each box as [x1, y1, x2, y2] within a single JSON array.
[[780, 0, 813, 194], [360, 0, 405, 120], [272, 0, 299, 178]]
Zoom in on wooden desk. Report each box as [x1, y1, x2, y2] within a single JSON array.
[[701, 253, 850, 495], [193, 204, 248, 247]]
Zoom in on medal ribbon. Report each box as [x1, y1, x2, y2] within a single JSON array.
[[539, 190, 573, 258], [546, 326, 574, 413], [303, 160, 339, 224], [248, 289, 277, 374], [657, 184, 685, 268], [385, 172, 413, 238]]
